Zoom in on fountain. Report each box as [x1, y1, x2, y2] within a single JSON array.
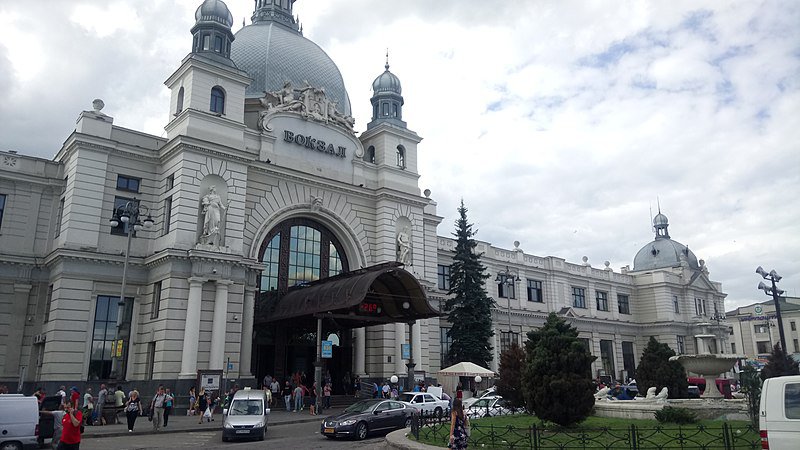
[[670, 328, 743, 398]]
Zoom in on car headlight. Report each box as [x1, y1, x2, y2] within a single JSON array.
[[339, 419, 357, 426], [224, 421, 234, 429]]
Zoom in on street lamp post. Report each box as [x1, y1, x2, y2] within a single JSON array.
[[756, 266, 787, 353], [109, 198, 153, 380], [495, 266, 520, 348], [710, 311, 727, 354]]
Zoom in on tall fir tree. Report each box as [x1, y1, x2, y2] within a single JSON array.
[[496, 344, 526, 408], [445, 200, 494, 367], [635, 336, 688, 399]]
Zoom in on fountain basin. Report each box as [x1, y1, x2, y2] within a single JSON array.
[[670, 354, 743, 398]]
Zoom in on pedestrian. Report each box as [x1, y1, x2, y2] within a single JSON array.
[[96, 383, 107, 425], [188, 386, 196, 416], [113, 386, 126, 424], [309, 382, 317, 415], [353, 375, 361, 398], [282, 381, 292, 412], [56, 385, 67, 408], [163, 388, 174, 427], [456, 382, 463, 400], [150, 385, 167, 431], [263, 374, 272, 391], [270, 378, 280, 408], [59, 400, 83, 450], [69, 386, 80, 410], [448, 398, 469, 450], [293, 384, 303, 412], [33, 387, 46, 409], [82, 387, 94, 426], [197, 388, 209, 424], [323, 383, 332, 410], [382, 381, 390, 399], [39, 404, 66, 447], [124, 390, 142, 432]]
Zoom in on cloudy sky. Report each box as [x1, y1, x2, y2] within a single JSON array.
[[1, 0, 798, 310]]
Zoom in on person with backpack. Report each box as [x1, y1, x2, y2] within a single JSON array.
[[124, 390, 143, 433], [150, 385, 167, 431]]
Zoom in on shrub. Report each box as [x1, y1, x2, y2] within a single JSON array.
[[496, 343, 526, 408], [636, 337, 688, 399], [654, 406, 697, 424]]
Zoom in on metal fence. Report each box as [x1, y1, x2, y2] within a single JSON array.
[[410, 410, 760, 449]]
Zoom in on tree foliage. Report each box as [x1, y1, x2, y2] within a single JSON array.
[[522, 313, 596, 426], [635, 337, 688, 399], [496, 343, 526, 408], [760, 342, 800, 380], [444, 200, 494, 367], [740, 365, 762, 428]]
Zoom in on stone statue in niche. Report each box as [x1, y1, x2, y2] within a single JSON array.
[[396, 227, 411, 265], [199, 185, 230, 247]]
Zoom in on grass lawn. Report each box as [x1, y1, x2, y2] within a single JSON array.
[[411, 414, 760, 449]]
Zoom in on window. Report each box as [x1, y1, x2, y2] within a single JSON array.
[[622, 341, 636, 380], [498, 280, 515, 299], [116, 175, 140, 193], [54, 198, 64, 238], [677, 335, 685, 354], [366, 146, 375, 163], [756, 341, 771, 353], [440, 328, 452, 369], [166, 173, 175, 190], [202, 34, 211, 51], [145, 342, 156, 381], [210, 87, 225, 114], [176, 87, 184, 115], [786, 383, 800, 420], [599, 340, 615, 379], [0, 194, 5, 229], [572, 287, 586, 308], [578, 338, 591, 354], [673, 295, 680, 313], [111, 197, 139, 236], [162, 196, 172, 235], [792, 321, 797, 332], [755, 324, 769, 334], [694, 297, 706, 316], [150, 281, 162, 319], [437, 264, 451, 291], [392, 104, 398, 117], [258, 218, 348, 295], [43, 285, 54, 323], [618, 294, 630, 315], [89, 295, 133, 380], [794, 339, 799, 353], [500, 331, 519, 353], [731, 343, 736, 354], [396, 146, 405, 169], [214, 35, 223, 53], [596, 291, 609, 311], [382, 102, 389, 116], [526, 280, 543, 302]]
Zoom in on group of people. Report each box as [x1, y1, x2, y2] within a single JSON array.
[[261, 374, 339, 415]]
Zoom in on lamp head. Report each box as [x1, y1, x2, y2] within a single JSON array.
[[474, 375, 482, 383], [757, 281, 769, 293], [769, 270, 781, 282], [390, 375, 398, 384], [143, 215, 154, 228], [495, 274, 502, 282], [756, 266, 769, 279], [109, 217, 119, 228]]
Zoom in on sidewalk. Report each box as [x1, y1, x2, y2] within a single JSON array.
[[82, 406, 345, 439]]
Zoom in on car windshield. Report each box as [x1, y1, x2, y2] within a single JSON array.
[[229, 399, 263, 415], [344, 401, 377, 413], [476, 388, 494, 398], [398, 393, 417, 403], [472, 399, 491, 408]]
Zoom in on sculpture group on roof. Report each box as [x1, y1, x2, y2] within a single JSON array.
[[259, 80, 355, 134]]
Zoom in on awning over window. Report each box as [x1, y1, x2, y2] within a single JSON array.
[[257, 262, 441, 328]]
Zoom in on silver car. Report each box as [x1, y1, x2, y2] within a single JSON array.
[[222, 389, 270, 442]]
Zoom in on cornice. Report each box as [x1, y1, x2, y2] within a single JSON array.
[[59, 135, 161, 164]]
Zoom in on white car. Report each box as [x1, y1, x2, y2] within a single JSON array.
[[465, 396, 513, 418], [398, 392, 450, 417], [462, 386, 498, 408]]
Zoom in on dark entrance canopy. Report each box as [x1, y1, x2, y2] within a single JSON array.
[[256, 262, 440, 328]]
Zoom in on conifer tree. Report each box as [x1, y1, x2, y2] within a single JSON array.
[[760, 342, 799, 380], [496, 343, 526, 408], [522, 313, 596, 426], [636, 336, 688, 399], [445, 200, 494, 367]]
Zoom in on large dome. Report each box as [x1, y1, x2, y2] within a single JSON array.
[[632, 212, 699, 271], [230, 23, 352, 116]]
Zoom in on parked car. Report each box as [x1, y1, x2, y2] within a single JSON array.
[[397, 392, 450, 417], [465, 396, 513, 418], [321, 399, 412, 440], [222, 389, 270, 442], [759, 374, 800, 450], [462, 386, 498, 408], [0, 394, 40, 450]]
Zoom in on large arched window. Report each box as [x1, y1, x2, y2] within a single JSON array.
[[258, 218, 348, 294], [176, 87, 184, 115], [210, 86, 225, 114], [396, 145, 406, 169]]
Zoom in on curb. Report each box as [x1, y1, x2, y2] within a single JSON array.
[[82, 415, 325, 439], [385, 429, 440, 450]]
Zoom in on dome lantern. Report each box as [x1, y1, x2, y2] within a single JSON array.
[[368, 52, 406, 130], [191, 0, 236, 65], [251, 0, 300, 33]]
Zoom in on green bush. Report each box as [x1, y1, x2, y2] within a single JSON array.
[[654, 406, 697, 424]]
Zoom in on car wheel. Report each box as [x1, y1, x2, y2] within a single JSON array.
[[221, 435, 229, 442], [0, 442, 23, 450], [259, 428, 265, 441], [434, 407, 443, 418], [404, 416, 412, 428], [355, 421, 368, 440]]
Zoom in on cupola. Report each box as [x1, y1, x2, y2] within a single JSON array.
[[368, 54, 406, 130], [191, 0, 236, 65]]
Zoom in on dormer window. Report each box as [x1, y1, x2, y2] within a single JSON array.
[[210, 86, 225, 114]]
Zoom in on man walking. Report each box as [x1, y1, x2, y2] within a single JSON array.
[[150, 385, 167, 431], [282, 381, 292, 412], [96, 384, 107, 425], [270, 378, 280, 408], [292, 384, 303, 412]]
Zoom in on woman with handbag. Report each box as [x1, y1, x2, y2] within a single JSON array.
[[448, 398, 469, 450], [197, 388, 211, 424], [124, 390, 142, 433]]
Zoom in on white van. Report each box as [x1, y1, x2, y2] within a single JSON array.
[[759, 374, 800, 450], [222, 389, 270, 442], [0, 394, 40, 450]]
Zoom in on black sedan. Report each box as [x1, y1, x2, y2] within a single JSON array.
[[320, 399, 412, 440]]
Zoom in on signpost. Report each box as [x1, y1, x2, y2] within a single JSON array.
[[321, 340, 333, 358], [402, 344, 410, 360]]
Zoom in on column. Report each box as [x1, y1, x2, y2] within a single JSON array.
[[238, 288, 256, 378], [3, 284, 32, 379], [354, 327, 366, 376], [180, 277, 205, 378], [394, 322, 405, 376], [209, 280, 232, 370], [412, 319, 422, 371]]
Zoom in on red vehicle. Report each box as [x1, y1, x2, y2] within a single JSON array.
[[687, 377, 732, 399]]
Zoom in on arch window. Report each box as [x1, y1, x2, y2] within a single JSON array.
[[176, 87, 184, 115], [210, 86, 225, 114], [382, 102, 389, 116], [392, 103, 398, 117], [396, 145, 406, 169], [258, 218, 349, 294], [366, 146, 376, 164], [214, 35, 224, 53]]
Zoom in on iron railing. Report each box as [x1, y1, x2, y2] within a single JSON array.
[[410, 410, 760, 449]]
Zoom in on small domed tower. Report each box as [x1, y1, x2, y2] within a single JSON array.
[[191, 0, 236, 64], [367, 55, 406, 130]]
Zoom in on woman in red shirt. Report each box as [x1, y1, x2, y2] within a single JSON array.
[[70, 386, 80, 409], [59, 401, 82, 450]]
